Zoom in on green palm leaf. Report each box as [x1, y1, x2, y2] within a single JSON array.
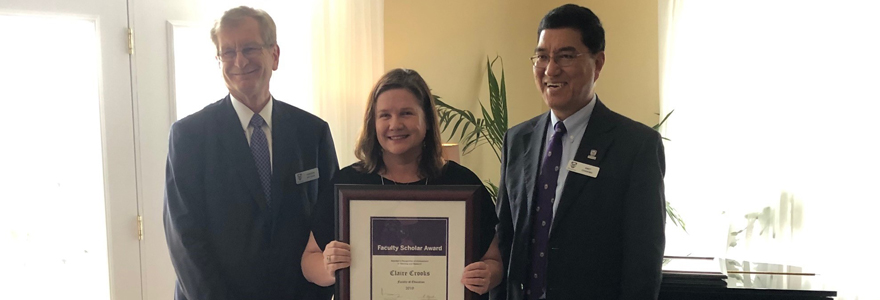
[[434, 56, 509, 199]]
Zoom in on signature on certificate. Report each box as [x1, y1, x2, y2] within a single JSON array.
[[420, 295, 437, 300], [380, 288, 401, 300]]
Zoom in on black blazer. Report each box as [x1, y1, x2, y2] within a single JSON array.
[[494, 98, 666, 300], [164, 96, 339, 300]]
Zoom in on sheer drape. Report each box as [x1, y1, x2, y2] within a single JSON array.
[[173, 0, 383, 166], [311, 0, 384, 166], [660, 1, 880, 299]]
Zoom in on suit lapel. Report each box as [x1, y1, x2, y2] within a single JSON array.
[[216, 96, 268, 211], [551, 99, 617, 231], [270, 100, 304, 220], [521, 113, 550, 232]]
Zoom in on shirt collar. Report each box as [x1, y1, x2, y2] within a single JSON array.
[[230, 94, 273, 130], [550, 93, 597, 131]]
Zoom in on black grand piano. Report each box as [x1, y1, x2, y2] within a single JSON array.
[[660, 256, 837, 299]]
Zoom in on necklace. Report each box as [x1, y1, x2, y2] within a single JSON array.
[[380, 174, 428, 186]]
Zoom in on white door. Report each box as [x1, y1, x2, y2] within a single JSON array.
[[130, 1, 317, 299], [0, 0, 141, 299]]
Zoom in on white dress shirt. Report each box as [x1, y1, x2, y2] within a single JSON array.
[[230, 94, 274, 170], [543, 94, 597, 223]]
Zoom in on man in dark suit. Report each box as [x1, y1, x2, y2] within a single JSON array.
[[494, 4, 666, 300], [163, 6, 338, 300]]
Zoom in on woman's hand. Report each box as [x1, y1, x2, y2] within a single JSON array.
[[302, 232, 351, 287], [461, 261, 495, 295], [323, 240, 351, 276], [461, 234, 503, 295]]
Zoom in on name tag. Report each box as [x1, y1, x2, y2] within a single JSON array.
[[295, 168, 319, 184], [567, 160, 599, 178]]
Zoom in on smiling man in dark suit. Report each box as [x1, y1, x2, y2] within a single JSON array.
[[494, 4, 666, 300], [163, 6, 338, 300]]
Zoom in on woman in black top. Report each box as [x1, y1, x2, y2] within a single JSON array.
[[301, 68, 502, 296]]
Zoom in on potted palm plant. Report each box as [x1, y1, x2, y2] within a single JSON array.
[[434, 56, 507, 198]]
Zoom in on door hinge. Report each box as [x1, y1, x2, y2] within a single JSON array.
[[137, 215, 143, 241], [128, 28, 134, 54]]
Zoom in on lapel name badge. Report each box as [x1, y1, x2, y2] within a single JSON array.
[[295, 168, 320, 184], [567, 160, 599, 178], [587, 149, 598, 160]]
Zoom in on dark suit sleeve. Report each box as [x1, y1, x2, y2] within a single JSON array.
[[619, 131, 667, 300], [309, 121, 339, 300], [163, 122, 234, 300], [310, 121, 339, 250], [490, 131, 513, 300]]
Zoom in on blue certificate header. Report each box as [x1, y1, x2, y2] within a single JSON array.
[[371, 217, 448, 256]]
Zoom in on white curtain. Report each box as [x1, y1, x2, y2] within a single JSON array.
[[660, 1, 880, 299], [172, 0, 383, 161], [311, 0, 385, 166]]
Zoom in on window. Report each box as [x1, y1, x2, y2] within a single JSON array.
[[0, 14, 110, 300], [661, 1, 880, 299]]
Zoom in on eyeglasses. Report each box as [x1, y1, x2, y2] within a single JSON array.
[[217, 44, 270, 62], [530, 52, 585, 68]]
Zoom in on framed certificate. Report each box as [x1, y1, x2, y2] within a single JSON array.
[[335, 185, 481, 300]]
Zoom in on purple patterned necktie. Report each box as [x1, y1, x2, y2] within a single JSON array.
[[249, 114, 272, 207], [527, 121, 566, 299]]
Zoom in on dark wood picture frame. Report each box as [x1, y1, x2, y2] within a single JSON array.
[[335, 184, 481, 300]]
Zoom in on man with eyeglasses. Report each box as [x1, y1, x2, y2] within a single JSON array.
[[494, 4, 666, 300], [164, 6, 338, 300]]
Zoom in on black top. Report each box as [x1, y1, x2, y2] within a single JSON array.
[[313, 161, 498, 260]]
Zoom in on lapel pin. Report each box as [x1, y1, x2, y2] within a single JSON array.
[[587, 149, 598, 160]]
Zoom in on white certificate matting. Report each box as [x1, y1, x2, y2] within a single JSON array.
[[350, 200, 466, 300]]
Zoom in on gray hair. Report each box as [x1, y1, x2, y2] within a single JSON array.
[[210, 6, 277, 54]]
